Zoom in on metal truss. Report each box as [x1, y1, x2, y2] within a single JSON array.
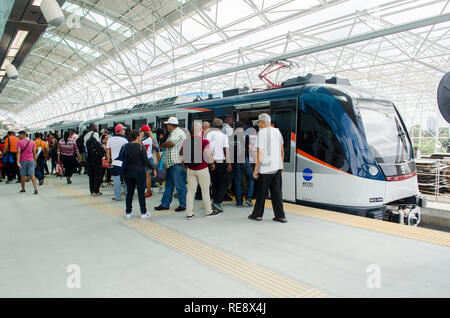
[[0, 0, 449, 153]]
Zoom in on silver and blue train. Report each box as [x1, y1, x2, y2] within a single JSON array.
[[30, 74, 425, 225]]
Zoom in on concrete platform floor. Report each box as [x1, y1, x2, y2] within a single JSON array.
[[0, 174, 449, 298]]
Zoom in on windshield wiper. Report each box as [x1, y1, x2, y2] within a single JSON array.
[[394, 117, 409, 163]]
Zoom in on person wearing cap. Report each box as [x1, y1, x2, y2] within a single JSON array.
[[16, 131, 39, 195], [4, 131, 20, 184], [107, 124, 129, 201], [206, 118, 232, 213], [248, 113, 287, 223], [140, 124, 158, 198], [155, 117, 187, 212]]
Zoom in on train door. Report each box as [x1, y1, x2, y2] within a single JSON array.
[[270, 99, 297, 202]]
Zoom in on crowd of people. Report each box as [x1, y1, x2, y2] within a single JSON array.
[[0, 113, 287, 223]]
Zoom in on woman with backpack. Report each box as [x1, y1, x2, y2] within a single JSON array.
[[120, 129, 155, 218]]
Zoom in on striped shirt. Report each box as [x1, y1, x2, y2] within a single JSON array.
[[58, 139, 79, 156]]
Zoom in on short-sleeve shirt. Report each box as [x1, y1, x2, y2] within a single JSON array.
[[17, 138, 35, 162], [181, 136, 210, 170], [4, 135, 19, 153], [34, 139, 48, 157], [206, 129, 229, 162], [255, 127, 284, 174], [141, 136, 153, 158], [163, 127, 186, 169], [106, 135, 128, 160]]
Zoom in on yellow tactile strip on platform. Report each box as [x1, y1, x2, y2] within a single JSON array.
[[48, 179, 174, 218], [125, 219, 330, 298], [268, 202, 450, 247]]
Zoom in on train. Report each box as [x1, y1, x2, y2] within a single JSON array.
[[29, 73, 426, 226]]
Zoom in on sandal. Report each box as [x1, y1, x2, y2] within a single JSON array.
[[273, 217, 288, 223], [248, 215, 262, 221]]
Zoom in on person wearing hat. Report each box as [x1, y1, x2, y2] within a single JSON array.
[[140, 124, 158, 198], [107, 124, 129, 201], [248, 113, 287, 223], [16, 131, 38, 195], [155, 117, 187, 212]]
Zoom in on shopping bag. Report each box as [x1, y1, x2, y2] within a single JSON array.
[[154, 149, 167, 182]]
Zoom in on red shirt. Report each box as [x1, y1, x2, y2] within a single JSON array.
[[181, 136, 210, 170]]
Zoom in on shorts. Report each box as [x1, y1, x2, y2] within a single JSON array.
[[145, 157, 154, 172], [20, 161, 35, 177]]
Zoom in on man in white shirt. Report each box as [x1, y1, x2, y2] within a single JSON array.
[[107, 124, 129, 201], [248, 113, 287, 223], [206, 118, 232, 213]]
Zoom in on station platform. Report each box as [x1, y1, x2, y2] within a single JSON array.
[[1, 175, 449, 298]]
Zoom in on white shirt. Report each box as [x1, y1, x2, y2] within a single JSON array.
[[141, 136, 153, 158], [106, 135, 128, 160], [206, 129, 229, 162], [222, 123, 233, 137], [256, 126, 284, 174]]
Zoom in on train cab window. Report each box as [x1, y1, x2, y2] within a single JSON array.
[[298, 105, 350, 173]]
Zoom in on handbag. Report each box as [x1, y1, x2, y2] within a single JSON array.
[[154, 149, 167, 182], [102, 158, 110, 169], [110, 144, 127, 176]]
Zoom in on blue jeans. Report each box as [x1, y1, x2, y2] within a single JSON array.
[[233, 161, 255, 205], [113, 175, 122, 201], [161, 164, 187, 208]]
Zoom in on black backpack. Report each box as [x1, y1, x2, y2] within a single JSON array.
[[86, 133, 105, 160]]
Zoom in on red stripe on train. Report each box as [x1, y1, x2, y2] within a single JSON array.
[[386, 172, 417, 182]]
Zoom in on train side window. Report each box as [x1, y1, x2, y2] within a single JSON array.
[[298, 105, 350, 173]]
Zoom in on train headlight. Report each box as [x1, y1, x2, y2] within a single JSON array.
[[368, 165, 379, 176]]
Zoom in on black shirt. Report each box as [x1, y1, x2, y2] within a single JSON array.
[[123, 142, 153, 172]]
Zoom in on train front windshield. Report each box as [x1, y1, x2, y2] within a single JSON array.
[[359, 100, 413, 166]]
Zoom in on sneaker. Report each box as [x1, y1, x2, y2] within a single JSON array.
[[91, 193, 100, 197], [34, 188, 38, 195], [126, 213, 131, 219], [39, 180, 44, 186], [141, 212, 151, 219], [6, 180, 13, 184], [244, 200, 254, 207], [206, 211, 220, 217], [186, 215, 194, 220], [212, 202, 223, 213], [155, 205, 169, 211], [236, 204, 245, 208], [19, 189, 26, 193], [175, 206, 186, 212]]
